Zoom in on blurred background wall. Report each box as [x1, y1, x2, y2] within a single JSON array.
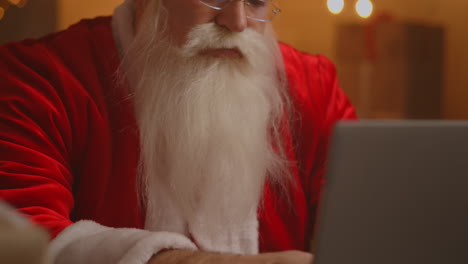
[[273, 0, 468, 120], [1, 0, 467, 119]]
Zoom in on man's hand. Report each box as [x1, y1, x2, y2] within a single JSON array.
[[148, 249, 313, 264], [244, 250, 314, 264]]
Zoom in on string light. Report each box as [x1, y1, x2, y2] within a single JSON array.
[[356, 0, 373, 18], [0, 0, 27, 20], [8, 0, 27, 8], [0, 0, 7, 21], [327, 0, 345, 15]]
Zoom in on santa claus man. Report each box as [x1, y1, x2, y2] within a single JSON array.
[[0, 0, 356, 263]]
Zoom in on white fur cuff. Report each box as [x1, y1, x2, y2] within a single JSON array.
[[48, 220, 197, 264]]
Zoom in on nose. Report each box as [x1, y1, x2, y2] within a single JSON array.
[[214, 0, 248, 32]]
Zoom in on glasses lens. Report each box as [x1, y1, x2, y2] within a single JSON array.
[[246, 0, 281, 21], [199, 0, 229, 9], [199, 0, 281, 21]]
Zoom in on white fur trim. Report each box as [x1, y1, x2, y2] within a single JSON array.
[[189, 212, 259, 254], [48, 220, 197, 264]]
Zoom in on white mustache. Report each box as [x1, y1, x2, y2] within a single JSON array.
[[179, 23, 265, 60]]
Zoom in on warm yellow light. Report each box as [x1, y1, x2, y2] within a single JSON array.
[[356, 0, 373, 18], [7, 0, 26, 8], [327, 0, 344, 15]]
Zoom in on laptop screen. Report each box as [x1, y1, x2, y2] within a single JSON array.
[[314, 121, 468, 264]]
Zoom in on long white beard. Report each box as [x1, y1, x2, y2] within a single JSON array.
[[121, 8, 290, 233]]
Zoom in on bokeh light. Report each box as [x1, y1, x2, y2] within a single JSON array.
[[356, 0, 373, 18], [327, 0, 345, 15]]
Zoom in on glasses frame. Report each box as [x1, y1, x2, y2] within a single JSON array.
[[198, 0, 282, 22]]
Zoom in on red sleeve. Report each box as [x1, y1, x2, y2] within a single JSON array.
[[0, 41, 75, 238], [304, 54, 357, 207], [280, 43, 357, 226]]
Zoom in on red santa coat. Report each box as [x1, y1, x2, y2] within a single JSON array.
[[0, 17, 356, 253]]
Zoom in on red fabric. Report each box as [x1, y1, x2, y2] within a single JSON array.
[[0, 17, 356, 251]]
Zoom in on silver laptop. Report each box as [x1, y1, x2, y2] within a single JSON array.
[[314, 120, 468, 264]]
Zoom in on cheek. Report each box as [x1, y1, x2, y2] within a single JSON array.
[[163, 0, 215, 45], [250, 21, 266, 34], [165, 14, 193, 45]]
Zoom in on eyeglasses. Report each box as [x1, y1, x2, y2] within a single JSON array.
[[198, 0, 281, 22]]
